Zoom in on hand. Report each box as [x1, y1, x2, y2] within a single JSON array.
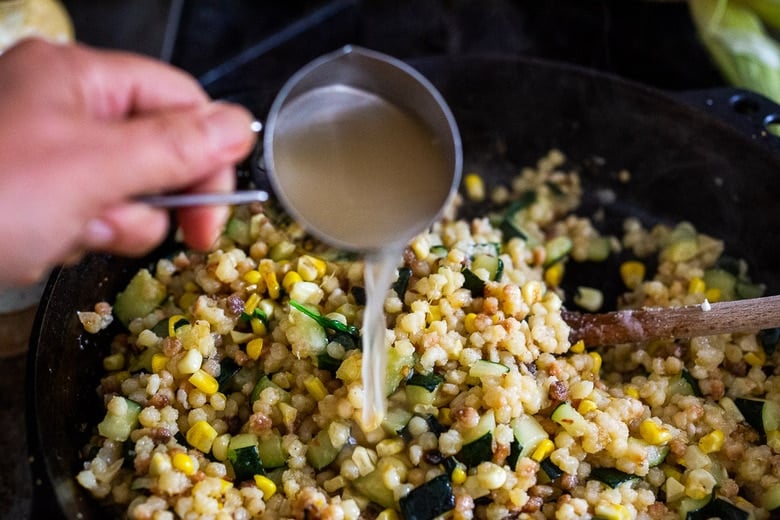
[[0, 38, 256, 286]]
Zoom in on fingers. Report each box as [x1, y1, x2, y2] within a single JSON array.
[[72, 46, 210, 119], [5, 38, 211, 118], [83, 204, 171, 257], [91, 102, 255, 200], [81, 163, 237, 256], [176, 164, 236, 251]]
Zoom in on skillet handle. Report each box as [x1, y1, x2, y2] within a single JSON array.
[[671, 87, 780, 153]]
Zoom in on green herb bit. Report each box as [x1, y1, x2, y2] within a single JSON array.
[[289, 300, 360, 342]]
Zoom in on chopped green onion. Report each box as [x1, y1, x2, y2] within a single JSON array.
[[289, 300, 360, 344]]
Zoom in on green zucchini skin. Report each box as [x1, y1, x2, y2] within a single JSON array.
[[686, 497, 749, 520], [734, 397, 780, 437], [228, 434, 265, 483], [462, 268, 487, 297], [590, 467, 640, 488], [406, 372, 444, 393], [459, 431, 493, 468], [216, 358, 241, 392], [539, 458, 563, 481], [399, 474, 455, 520], [392, 267, 413, 300]]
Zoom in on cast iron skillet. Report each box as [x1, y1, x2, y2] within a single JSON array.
[[27, 55, 780, 519]]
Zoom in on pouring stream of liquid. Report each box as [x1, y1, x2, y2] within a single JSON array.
[[564, 294, 780, 346], [360, 248, 404, 431]]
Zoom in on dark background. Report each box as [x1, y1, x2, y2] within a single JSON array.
[[1, 1, 728, 518], [63, 0, 725, 95]]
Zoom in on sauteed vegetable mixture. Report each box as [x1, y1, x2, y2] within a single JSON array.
[[76, 150, 780, 519]]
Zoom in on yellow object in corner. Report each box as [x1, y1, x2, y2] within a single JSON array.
[[0, 0, 74, 52]]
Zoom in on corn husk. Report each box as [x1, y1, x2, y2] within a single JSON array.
[[689, 0, 780, 103]]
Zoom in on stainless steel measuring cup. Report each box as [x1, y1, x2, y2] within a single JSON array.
[[143, 45, 462, 253]]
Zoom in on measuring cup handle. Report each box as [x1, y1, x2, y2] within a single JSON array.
[[236, 120, 271, 193]]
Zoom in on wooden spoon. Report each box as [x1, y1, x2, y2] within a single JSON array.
[[563, 294, 780, 346]]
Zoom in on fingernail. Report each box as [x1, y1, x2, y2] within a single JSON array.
[[205, 103, 254, 151], [83, 218, 115, 249]]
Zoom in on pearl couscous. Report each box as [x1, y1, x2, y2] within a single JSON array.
[[76, 150, 780, 519]]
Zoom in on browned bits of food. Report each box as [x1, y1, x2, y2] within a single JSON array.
[[522, 495, 544, 513], [74, 150, 780, 519], [547, 380, 568, 402]]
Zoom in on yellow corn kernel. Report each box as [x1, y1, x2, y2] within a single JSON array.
[[258, 299, 275, 319], [685, 478, 713, 500], [172, 452, 196, 476], [439, 407, 453, 426], [639, 419, 673, 445], [464, 313, 478, 334], [662, 464, 683, 480], [178, 292, 198, 311], [619, 261, 645, 290], [177, 348, 203, 375], [264, 271, 280, 299], [243, 270, 262, 285], [335, 353, 361, 383], [189, 369, 219, 395], [531, 439, 555, 462], [230, 330, 254, 344], [254, 474, 277, 500], [246, 338, 264, 360], [114, 370, 130, 383], [151, 353, 169, 374], [304, 375, 329, 401], [705, 287, 721, 303], [544, 262, 564, 287], [698, 429, 725, 454], [767, 430, 780, 451], [595, 503, 631, 520], [149, 452, 172, 477], [569, 340, 585, 354], [168, 314, 188, 337], [451, 465, 467, 485], [577, 399, 598, 415], [183, 281, 199, 293], [212, 433, 231, 462], [245, 293, 261, 315], [376, 438, 405, 458], [298, 255, 327, 281], [282, 271, 303, 293], [219, 479, 233, 493], [688, 276, 706, 295], [102, 353, 125, 372], [464, 172, 485, 202], [250, 317, 267, 336], [589, 352, 602, 375], [625, 386, 640, 399], [376, 509, 400, 520], [186, 420, 218, 453], [278, 401, 298, 432], [744, 348, 766, 368], [427, 305, 442, 323]]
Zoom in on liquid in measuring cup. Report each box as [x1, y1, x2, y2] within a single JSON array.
[[271, 85, 452, 251]]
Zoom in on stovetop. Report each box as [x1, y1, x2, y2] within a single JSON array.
[[65, 0, 724, 95], [6, 1, 726, 519]]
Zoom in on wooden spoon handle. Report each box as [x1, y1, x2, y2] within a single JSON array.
[[563, 294, 780, 346]]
